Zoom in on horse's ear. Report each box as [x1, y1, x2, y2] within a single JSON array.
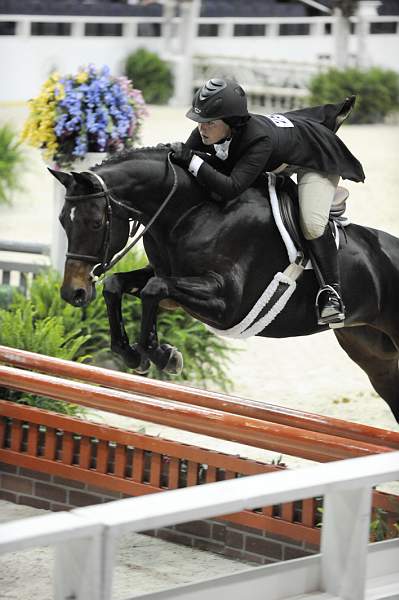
[[47, 168, 73, 188], [71, 171, 95, 188]]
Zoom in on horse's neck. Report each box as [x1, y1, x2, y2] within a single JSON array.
[[111, 158, 202, 227]]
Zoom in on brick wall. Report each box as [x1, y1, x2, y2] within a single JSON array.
[[0, 461, 318, 565]]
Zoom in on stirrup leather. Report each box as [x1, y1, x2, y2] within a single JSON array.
[[315, 285, 345, 326]]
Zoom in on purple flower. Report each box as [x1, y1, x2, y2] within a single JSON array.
[[53, 64, 147, 166], [74, 135, 88, 157]]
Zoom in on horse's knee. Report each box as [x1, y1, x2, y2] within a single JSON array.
[[103, 274, 122, 296], [141, 277, 168, 300]]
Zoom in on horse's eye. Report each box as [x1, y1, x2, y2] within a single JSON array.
[[91, 219, 103, 230]]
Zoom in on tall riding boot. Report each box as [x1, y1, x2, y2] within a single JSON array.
[[307, 225, 345, 325]]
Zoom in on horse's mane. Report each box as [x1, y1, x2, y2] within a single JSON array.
[[92, 146, 168, 170]]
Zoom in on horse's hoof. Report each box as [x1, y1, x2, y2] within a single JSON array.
[[161, 344, 184, 375], [135, 355, 151, 375], [112, 345, 141, 370], [129, 343, 150, 375]]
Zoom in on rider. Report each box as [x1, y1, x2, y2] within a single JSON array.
[[171, 78, 365, 326]]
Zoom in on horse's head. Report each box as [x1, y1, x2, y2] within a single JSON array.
[[48, 168, 130, 308]]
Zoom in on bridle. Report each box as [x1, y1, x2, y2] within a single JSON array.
[[64, 152, 178, 282]]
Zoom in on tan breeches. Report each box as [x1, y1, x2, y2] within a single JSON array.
[[296, 170, 340, 240]]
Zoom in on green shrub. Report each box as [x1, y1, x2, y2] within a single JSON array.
[[308, 67, 399, 123], [0, 284, 16, 310], [0, 300, 89, 415], [125, 48, 174, 104], [7, 251, 235, 392], [0, 124, 26, 204]]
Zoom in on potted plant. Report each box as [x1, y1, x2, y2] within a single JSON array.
[[21, 63, 148, 169], [21, 64, 148, 271]]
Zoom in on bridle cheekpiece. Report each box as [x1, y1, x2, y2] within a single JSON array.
[[64, 152, 178, 282]]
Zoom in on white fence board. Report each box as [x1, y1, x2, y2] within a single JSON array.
[[321, 487, 373, 600], [0, 451, 397, 600], [73, 452, 399, 534], [54, 536, 103, 600], [124, 541, 399, 600], [0, 511, 102, 553], [122, 555, 322, 600]]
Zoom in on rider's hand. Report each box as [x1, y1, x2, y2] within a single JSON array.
[[170, 142, 194, 169]]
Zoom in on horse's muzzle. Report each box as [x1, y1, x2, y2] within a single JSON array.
[[61, 282, 96, 307], [61, 260, 96, 307]]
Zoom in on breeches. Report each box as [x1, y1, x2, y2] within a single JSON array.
[[296, 169, 340, 240]]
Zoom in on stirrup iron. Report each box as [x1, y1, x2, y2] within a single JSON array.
[[315, 285, 345, 328]]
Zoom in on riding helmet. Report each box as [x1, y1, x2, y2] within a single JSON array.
[[186, 78, 249, 123]]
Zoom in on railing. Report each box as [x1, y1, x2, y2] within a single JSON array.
[[0, 239, 50, 293], [1, 11, 398, 104], [0, 361, 396, 462], [193, 55, 315, 111], [0, 400, 322, 544], [1, 12, 398, 37], [1, 345, 399, 451], [0, 345, 398, 546], [0, 451, 398, 600]]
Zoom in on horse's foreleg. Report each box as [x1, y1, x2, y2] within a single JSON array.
[[137, 276, 183, 374], [139, 274, 226, 374], [102, 266, 154, 371], [334, 326, 399, 424]]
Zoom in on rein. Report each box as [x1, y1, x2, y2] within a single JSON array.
[[65, 152, 178, 282]]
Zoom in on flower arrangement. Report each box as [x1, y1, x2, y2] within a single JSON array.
[[22, 64, 148, 167]]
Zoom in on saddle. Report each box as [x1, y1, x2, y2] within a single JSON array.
[[273, 175, 349, 261]]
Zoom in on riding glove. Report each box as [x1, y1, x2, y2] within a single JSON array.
[[170, 142, 194, 169]]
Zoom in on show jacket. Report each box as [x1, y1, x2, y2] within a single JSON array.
[[185, 99, 365, 202]]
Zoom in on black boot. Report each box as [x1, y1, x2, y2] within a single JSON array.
[[307, 225, 345, 326]]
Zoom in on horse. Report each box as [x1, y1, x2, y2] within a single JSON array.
[[49, 146, 399, 424]]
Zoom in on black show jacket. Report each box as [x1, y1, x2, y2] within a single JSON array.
[[185, 101, 365, 203]]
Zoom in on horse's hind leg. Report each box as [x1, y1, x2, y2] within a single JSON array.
[[334, 326, 399, 423]]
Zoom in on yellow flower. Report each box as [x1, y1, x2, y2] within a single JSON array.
[[20, 73, 59, 155], [55, 83, 65, 101], [76, 70, 89, 84]]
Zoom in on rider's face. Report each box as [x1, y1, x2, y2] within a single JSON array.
[[198, 120, 231, 145]]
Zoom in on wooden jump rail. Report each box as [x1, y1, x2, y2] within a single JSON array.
[[0, 363, 395, 463], [1, 345, 399, 450]]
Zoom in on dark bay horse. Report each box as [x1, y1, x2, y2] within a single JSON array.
[[50, 147, 399, 423]]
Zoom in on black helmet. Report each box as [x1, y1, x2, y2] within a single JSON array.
[[186, 78, 249, 123]]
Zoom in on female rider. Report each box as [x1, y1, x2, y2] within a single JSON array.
[[171, 78, 365, 326]]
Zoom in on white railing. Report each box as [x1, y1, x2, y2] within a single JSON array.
[[0, 239, 51, 291], [1, 13, 398, 31], [192, 55, 315, 111], [0, 451, 398, 600], [0, 11, 398, 103]]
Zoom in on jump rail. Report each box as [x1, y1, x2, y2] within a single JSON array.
[[1, 451, 398, 600], [0, 362, 395, 462], [1, 345, 398, 450]]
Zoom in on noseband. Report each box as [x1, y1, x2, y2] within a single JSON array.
[[65, 152, 178, 282]]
